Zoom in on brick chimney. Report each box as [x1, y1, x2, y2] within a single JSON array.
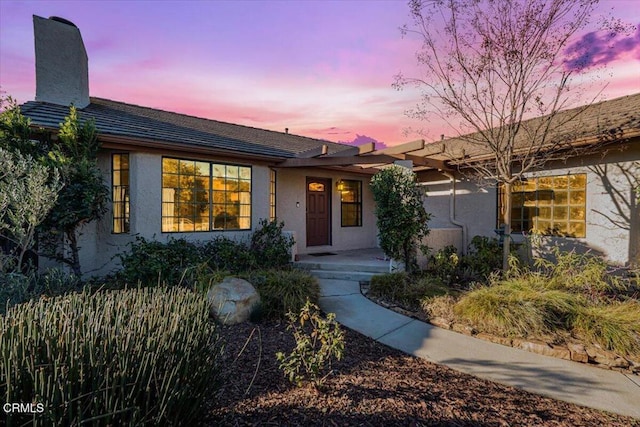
[[33, 15, 90, 108]]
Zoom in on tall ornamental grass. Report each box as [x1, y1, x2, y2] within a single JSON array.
[[1, 287, 222, 426]]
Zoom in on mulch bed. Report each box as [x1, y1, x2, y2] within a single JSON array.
[[207, 321, 637, 426]]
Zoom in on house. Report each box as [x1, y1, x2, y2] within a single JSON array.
[[19, 16, 640, 275], [407, 93, 640, 267], [21, 15, 420, 276]]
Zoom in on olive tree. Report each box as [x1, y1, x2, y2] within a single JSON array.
[[395, 0, 607, 270], [370, 165, 430, 274], [38, 107, 109, 277], [0, 99, 61, 272]]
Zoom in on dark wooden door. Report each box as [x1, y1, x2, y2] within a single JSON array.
[[306, 177, 331, 246]]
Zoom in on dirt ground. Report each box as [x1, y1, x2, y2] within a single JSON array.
[[207, 321, 637, 426]]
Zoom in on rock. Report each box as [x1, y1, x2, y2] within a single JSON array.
[[430, 317, 452, 330], [476, 333, 512, 347], [452, 323, 475, 335], [517, 340, 570, 360], [208, 277, 261, 325], [568, 342, 589, 363], [585, 346, 631, 369]]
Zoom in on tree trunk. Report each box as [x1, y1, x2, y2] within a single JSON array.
[[67, 230, 82, 277], [502, 182, 512, 271]]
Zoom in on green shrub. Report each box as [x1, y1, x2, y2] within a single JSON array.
[[250, 219, 294, 269], [460, 236, 503, 281], [454, 278, 583, 337], [1, 287, 222, 426], [0, 268, 83, 314], [243, 269, 320, 319], [116, 236, 203, 287], [572, 301, 640, 357], [429, 245, 459, 283], [369, 272, 451, 309], [276, 300, 344, 387], [202, 235, 255, 273]]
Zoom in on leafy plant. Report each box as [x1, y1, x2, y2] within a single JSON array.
[[202, 235, 255, 273], [1, 287, 222, 426], [116, 236, 204, 287], [250, 219, 294, 269], [242, 269, 320, 319], [0, 99, 62, 273], [276, 300, 344, 387], [370, 165, 430, 274], [37, 106, 110, 277]]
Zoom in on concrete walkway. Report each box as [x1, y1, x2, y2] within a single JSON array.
[[318, 278, 640, 419]]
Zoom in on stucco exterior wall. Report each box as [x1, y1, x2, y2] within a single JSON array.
[[419, 169, 497, 253], [418, 140, 639, 266], [75, 151, 273, 276], [523, 143, 639, 266], [275, 168, 378, 254]]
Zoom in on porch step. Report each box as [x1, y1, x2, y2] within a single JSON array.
[[308, 269, 381, 282], [295, 261, 389, 274]]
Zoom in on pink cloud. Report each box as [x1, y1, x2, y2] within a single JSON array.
[[564, 24, 640, 72]]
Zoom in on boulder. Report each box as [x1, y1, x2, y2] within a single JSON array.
[[208, 277, 260, 325]]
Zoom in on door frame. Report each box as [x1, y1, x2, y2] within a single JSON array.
[[305, 177, 332, 247]]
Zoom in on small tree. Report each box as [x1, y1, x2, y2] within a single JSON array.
[[395, 0, 618, 270], [0, 98, 61, 272], [370, 165, 430, 274], [38, 107, 109, 277]]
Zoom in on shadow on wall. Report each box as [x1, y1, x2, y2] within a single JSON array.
[[589, 162, 640, 268]]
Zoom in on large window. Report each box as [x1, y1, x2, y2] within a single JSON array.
[[112, 153, 130, 233], [269, 169, 276, 221], [162, 158, 251, 232], [339, 179, 362, 227], [499, 174, 586, 238]]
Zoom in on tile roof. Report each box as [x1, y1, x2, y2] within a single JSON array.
[[21, 97, 354, 159], [411, 92, 640, 162]]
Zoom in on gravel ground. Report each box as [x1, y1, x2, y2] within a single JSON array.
[[207, 320, 637, 426]]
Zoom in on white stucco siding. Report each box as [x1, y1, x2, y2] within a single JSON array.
[[420, 170, 497, 253], [275, 168, 378, 254], [527, 144, 639, 266]]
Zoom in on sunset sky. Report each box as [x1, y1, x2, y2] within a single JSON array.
[[1, 0, 639, 147]]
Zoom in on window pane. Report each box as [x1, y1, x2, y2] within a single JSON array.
[[340, 180, 362, 227], [498, 174, 585, 239], [162, 158, 250, 232], [554, 191, 568, 205], [569, 206, 585, 221], [570, 191, 585, 205], [112, 153, 130, 234]]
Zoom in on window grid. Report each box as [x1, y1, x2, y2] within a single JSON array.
[[112, 153, 130, 233], [498, 174, 586, 238], [162, 158, 251, 232], [340, 180, 362, 227], [269, 169, 276, 221]]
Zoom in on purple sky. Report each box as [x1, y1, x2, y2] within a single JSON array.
[[1, 0, 639, 147]]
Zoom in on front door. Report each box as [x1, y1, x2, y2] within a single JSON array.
[[306, 177, 331, 246]]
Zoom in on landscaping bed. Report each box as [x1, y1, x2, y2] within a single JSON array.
[[207, 320, 636, 426], [366, 286, 640, 374]]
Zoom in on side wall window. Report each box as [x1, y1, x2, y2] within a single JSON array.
[[161, 157, 251, 232], [269, 169, 276, 221], [112, 153, 130, 233], [339, 179, 362, 227], [498, 174, 586, 238]]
